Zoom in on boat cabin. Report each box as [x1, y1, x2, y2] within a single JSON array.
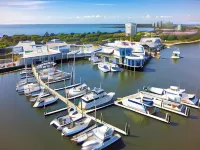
[[81, 87, 106, 103]]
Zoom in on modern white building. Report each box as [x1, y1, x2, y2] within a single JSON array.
[[15, 39, 99, 65], [98, 41, 147, 69], [125, 23, 137, 36]]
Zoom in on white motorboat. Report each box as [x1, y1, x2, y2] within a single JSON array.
[[23, 83, 41, 96], [78, 87, 115, 110], [36, 61, 56, 71], [61, 117, 91, 136], [48, 71, 71, 81], [143, 86, 181, 103], [33, 95, 58, 108], [110, 63, 123, 72], [20, 69, 33, 76], [144, 86, 200, 108], [39, 68, 56, 80], [50, 107, 83, 130], [80, 125, 121, 150], [16, 77, 36, 91], [165, 86, 199, 107], [67, 83, 90, 98], [17, 83, 39, 94], [122, 93, 156, 114], [98, 63, 110, 73], [171, 49, 181, 59]]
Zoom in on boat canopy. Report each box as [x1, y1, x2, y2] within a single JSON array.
[[92, 87, 104, 94], [93, 126, 114, 140]]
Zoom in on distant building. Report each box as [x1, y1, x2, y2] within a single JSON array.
[[140, 37, 162, 51], [125, 23, 137, 36], [177, 24, 183, 31]]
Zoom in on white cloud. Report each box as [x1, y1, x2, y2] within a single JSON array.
[[8, 1, 49, 6], [96, 15, 101, 18], [144, 14, 151, 19], [76, 16, 80, 19], [160, 16, 172, 18]]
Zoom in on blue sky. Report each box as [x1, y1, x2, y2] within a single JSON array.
[[0, 0, 200, 24]]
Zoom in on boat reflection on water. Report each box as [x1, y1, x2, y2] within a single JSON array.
[[123, 110, 150, 127], [171, 58, 180, 64]]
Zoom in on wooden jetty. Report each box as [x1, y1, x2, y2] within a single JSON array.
[[44, 107, 68, 116]]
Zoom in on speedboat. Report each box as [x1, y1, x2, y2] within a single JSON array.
[[80, 125, 121, 150], [98, 63, 110, 73], [36, 61, 56, 71], [171, 49, 181, 59], [50, 107, 83, 130], [61, 117, 91, 136], [122, 93, 156, 114], [78, 87, 115, 110], [33, 95, 58, 108], [67, 83, 90, 98], [110, 63, 123, 72]]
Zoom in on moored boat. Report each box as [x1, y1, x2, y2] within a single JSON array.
[[50, 107, 83, 130], [61, 117, 92, 136], [78, 87, 115, 110], [122, 94, 156, 114], [67, 83, 90, 98], [33, 95, 58, 108], [80, 125, 121, 150], [98, 63, 110, 73]]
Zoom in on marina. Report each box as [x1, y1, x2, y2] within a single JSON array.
[[1, 43, 200, 150]]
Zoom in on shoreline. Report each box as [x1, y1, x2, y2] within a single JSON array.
[[164, 39, 200, 47]]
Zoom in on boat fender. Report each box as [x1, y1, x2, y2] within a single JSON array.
[[166, 113, 171, 123], [186, 107, 190, 117]]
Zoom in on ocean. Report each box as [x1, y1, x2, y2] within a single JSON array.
[[0, 24, 153, 36]]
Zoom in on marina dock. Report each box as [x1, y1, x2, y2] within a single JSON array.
[[140, 91, 190, 117], [32, 65, 129, 136], [44, 107, 68, 116]]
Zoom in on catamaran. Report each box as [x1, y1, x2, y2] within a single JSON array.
[[61, 117, 92, 136], [50, 107, 83, 130], [78, 87, 115, 110]]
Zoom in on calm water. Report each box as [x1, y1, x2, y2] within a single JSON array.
[[0, 24, 153, 36], [0, 43, 200, 150]]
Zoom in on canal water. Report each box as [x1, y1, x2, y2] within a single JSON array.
[[0, 43, 200, 150]]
